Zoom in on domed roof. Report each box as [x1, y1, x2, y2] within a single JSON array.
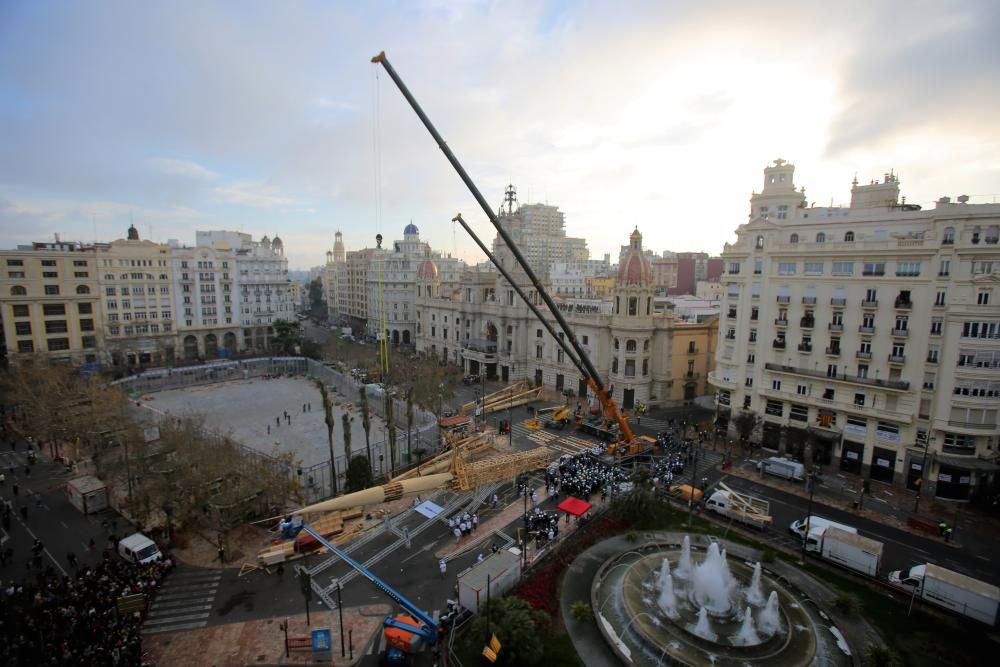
[[404, 223, 419, 235], [271, 235, 283, 247], [617, 227, 652, 287], [261, 235, 270, 246], [417, 258, 439, 281]]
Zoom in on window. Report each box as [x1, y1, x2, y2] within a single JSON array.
[[40, 260, 56, 267], [8, 271, 25, 278], [772, 379, 781, 391], [854, 393, 865, 406], [42, 304, 65, 316], [859, 340, 872, 354], [939, 259, 950, 276], [832, 262, 853, 275], [14, 322, 31, 336], [17, 341, 34, 353], [862, 262, 885, 276], [789, 233, 799, 244], [42, 271, 58, 278], [844, 231, 855, 241], [823, 388, 835, 400], [745, 376, 754, 387], [44, 320, 68, 334], [47, 338, 70, 351], [923, 372, 936, 390], [754, 259, 762, 274], [790, 404, 808, 422], [777, 205, 788, 219], [746, 353, 755, 363], [891, 342, 905, 357], [930, 318, 943, 335], [743, 396, 752, 409], [749, 328, 757, 342], [935, 290, 946, 306], [43, 285, 60, 295], [628, 297, 638, 316], [625, 359, 635, 377], [942, 226, 955, 244], [535, 345, 543, 359], [804, 262, 823, 275], [760, 206, 769, 217], [778, 262, 796, 275], [962, 321, 1000, 339], [6, 259, 23, 266], [826, 364, 838, 378], [978, 291, 991, 306], [927, 345, 940, 363], [76, 285, 90, 294], [797, 384, 807, 396], [864, 288, 877, 304], [755, 235, 764, 249], [973, 261, 993, 275], [12, 304, 28, 317], [728, 262, 741, 274], [896, 261, 921, 277], [766, 400, 783, 416], [73, 260, 87, 267], [626, 339, 637, 352], [10, 285, 26, 296], [816, 232, 826, 243], [857, 364, 869, 378], [750, 306, 759, 321]]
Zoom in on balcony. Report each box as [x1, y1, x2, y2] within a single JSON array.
[[862, 270, 885, 277], [797, 343, 813, 353], [773, 339, 786, 349], [774, 318, 788, 326], [858, 326, 875, 334], [765, 362, 910, 391], [888, 354, 906, 364], [708, 371, 737, 390], [826, 347, 841, 356], [727, 310, 737, 319], [686, 371, 700, 379], [800, 317, 815, 328], [830, 298, 847, 307], [828, 323, 844, 332], [777, 295, 791, 304], [862, 299, 878, 308], [947, 420, 997, 430], [802, 296, 817, 305], [891, 328, 909, 338], [856, 350, 872, 360], [725, 333, 736, 340], [926, 354, 938, 364], [894, 299, 913, 310]]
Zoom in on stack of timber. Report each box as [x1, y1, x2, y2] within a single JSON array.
[[460, 380, 542, 416], [256, 508, 365, 564], [453, 447, 553, 491]]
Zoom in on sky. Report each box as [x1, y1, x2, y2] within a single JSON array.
[[1, 1, 998, 270]]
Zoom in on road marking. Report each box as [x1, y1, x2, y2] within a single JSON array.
[[154, 586, 219, 602], [142, 620, 209, 635], [12, 512, 67, 576], [158, 581, 221, 594], [150, 595, 216, 609], [143, 611, 211, 626], [147, 603, 213, 617]]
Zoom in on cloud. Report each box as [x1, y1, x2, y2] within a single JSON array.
[[212, 182, 296, 208], [150, 158, 217, 181]]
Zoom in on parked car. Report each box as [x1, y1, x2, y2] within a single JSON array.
[[462, 374, 481, 385]]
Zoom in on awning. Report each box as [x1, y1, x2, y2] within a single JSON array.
[[557, 496, 593, 517], [439, 415, 471, 428], [936, 454, 1000, 473]]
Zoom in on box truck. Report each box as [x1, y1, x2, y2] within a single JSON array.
[[809, 526, 883, 577], [66, 476, 109, 515], [457, 549, 521, 614], [888, 563, 1000, 626], [757, 456, 805, 481], [789, 515, 856, 540], [704, 483, 772, 530]]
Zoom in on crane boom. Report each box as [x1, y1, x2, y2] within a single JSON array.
[[372, 51, 636, 445]]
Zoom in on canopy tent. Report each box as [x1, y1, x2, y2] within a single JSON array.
[[557, 496, 593, 517]]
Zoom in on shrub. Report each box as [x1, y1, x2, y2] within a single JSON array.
[[834, 593, 861, 615], [569, 601, 593, 621], [863, 642, 902, 667]]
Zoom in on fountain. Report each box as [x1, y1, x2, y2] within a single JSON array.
[[656, 569, 678, 618], [731, 606, 761, 646], [589, 534, 852, 666], [691, 606, 718, 642], [745, 562, 765, 606], [676, 535, 693, 578], [758, 591, 782, 637]]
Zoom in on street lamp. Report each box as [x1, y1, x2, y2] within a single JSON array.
[[913, 436, 934, 513], [800, 467, 821, 563]]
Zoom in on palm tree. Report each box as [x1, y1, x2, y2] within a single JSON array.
[[385, 389, 397, 479], [315, 379, 337, 496], [405, 387, 414, 465], [341, 412, 352, 458], [360, 385, 373, 475]]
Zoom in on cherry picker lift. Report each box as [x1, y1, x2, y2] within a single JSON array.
[[371, 51, 656, 459]]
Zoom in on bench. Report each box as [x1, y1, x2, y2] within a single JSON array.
[[287, 636, 312, 651]]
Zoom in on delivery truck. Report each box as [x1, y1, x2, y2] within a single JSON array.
[[888, 563, 1000, 626], [704, 483, 772, 530], [66, 475, 109, 515], [457, 549, 521, 613], [789, 515, 857, 541], [807, 526, 883, 577]]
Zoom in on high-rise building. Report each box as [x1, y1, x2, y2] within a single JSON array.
[[491, 185, 589, 275], [711, 159, 1000, 503]]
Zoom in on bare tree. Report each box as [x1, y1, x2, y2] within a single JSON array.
[[405, 386, 414, 465], [315, 379, 338, 497], [385, 389, 397, 479], [360, 385, 373, 475]]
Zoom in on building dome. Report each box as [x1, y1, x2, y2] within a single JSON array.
[[617, 227, 652, 286], [272, 235, 283, 248], [404, 223, 419, 235], [261, 235, 271, 247], [417, 258, 439, 281]]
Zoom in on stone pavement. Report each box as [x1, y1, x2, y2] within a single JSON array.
[[143, 604, 391, 667]]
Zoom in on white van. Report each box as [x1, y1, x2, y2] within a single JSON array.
[[789, 516, 857, 541], [757, 456, 805, 481], [118, 532, 163, 565]]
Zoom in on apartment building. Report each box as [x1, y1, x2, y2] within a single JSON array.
[[711, 160, 1000, 502], [0, 240, 100, 364]]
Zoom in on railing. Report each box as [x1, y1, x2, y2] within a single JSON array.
[[892, 328, 909, 337], [800, 318, 815, 328], [862, 299, 878, 308], [825, 347, 841, 356], [947, 420, 997, 430], [888, 354, 906, 363], [777, 296, 790, 304], [859, 326, 875, 334], [775, 318, 788, 326], [797, 343, 812, 352], [764, 362, 910, 390], [856, 351, 872, 360], [773, 340, 786, 349], [727, 311, 737, 318], [828, 323, 843, 332], [895, 299, 913, 309], [802, 297, 817, 305], [831, 298, 847, 306]]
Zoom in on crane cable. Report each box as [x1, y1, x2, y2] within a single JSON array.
[[371, 65, 390, 378]]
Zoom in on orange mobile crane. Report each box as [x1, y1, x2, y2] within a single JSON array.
[[372, 52, 655, 458]]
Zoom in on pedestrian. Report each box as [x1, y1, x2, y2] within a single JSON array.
[[492, 493, 499, 508], [267, 424, 270, 435], [19, 505, 27, 521], [12, 483, 18, 497], [276, 416, 280, 426], [34, 493, 42, 508], [439, 558, 447, 578], [472, 513, 478, 531], [217, 545, 226, 563], [453, 526, 461, 542], [938, 521, 946, 537], [476, 553, 484, 563], [308, 403, 311, 412], [530, 490, 537, 507], [67, 551, 77, 569], [277, 562, 285, 578], [88, 537, 95, 551], [945, 527, 953, 543], [23, 465, 30, 477], [0, 471, 5, 486], [303, 403, 307, 413]]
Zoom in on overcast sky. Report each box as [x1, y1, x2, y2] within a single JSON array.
[[1, 1, 997, 269]]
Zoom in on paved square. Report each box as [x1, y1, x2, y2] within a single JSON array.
[[142, 377, 386, 468]]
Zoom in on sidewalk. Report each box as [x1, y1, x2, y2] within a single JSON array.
[[142, 604, 390, 667]]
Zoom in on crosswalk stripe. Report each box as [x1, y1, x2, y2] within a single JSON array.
[[169, 571, 222, 583], [142, 620, 209, 635], [144, 611, 211, 626], [156, 582, 220, 594], [150, 596, 215, 610], [147, 604, 212, 618]]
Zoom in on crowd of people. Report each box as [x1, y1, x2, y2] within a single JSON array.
[[546, 451, 629, 501], [0, 552, 173, 666]]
